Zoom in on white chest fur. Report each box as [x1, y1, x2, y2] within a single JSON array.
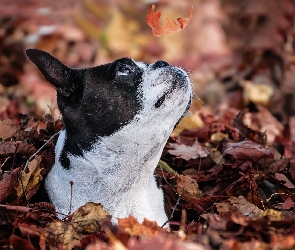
[[46, 122, 170, 225]]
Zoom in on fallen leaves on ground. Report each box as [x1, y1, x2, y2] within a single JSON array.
[[146, 4, 193, 37], [1, 0, 295, 249], [45, 203, 111, 250]]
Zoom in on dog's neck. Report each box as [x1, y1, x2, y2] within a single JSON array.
[[56, 113, 171, 192]]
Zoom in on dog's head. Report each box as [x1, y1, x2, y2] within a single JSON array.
[[26, 49, 191, 164]]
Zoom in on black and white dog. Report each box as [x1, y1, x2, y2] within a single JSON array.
[[26, 49, 192, 227]]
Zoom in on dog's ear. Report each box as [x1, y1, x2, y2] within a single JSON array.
[[26, 49, 76, 97]]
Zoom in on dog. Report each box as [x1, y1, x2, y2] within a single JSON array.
[[26, 49, 192, 227]]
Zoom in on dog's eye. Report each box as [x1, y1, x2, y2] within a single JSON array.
[[117, 64, 134, 76]]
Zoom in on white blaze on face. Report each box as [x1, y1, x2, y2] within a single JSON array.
[[135, 60, 192, 123]]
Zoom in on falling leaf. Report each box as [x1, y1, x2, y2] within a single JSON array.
[[176, 174, 202, 202], [146, 4, 193, 37], [168, 141, 209, 161]]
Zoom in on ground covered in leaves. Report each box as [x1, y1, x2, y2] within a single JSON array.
[[1, 0, 295, 249]]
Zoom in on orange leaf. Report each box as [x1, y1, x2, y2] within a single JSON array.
[[146, 4, 193, 37]]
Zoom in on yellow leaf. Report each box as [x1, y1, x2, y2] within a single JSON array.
[[242, 81, 273, 106], [172, 112, 204, 137], [72, 202, 111, 234], [15, 155, 42, 199]]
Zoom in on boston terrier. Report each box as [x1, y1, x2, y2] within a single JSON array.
[[26, 49, 192, 227]]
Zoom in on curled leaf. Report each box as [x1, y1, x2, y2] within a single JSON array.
[[146, 4, 193, 37]]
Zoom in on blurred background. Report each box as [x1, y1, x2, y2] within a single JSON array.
[[1, 0, 295, 144]]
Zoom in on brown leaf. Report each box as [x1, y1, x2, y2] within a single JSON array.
[[275, 173, 295, 189], [146, 4, 193, 37], [282, 197, 295, 210], [0, 119, 17, 139], [17, 222, 45, 237], [15, 155, 43, 201], [127, 234, 206, 250], [0, 141, 36, 157], [233, 111, 267, 145], [9, 235, 32, 250], [223, 140, 273, 161], [176, 174, 202, 202], [45, 203, 111, 250], [216, 201, 232, 214], [168, 141, 209, 161], [0, 168, 19, 203], [118, 216, 166, 237], [228, 196, 261, 216], [72, 202, 111, 234]]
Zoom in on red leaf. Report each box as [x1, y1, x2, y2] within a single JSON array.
[[0, 168, 19, 203], [282, 197, 295, 210], [146, 4, 193, 37], [223, 140, 273, 161], [0, 141, 36, 157], [275, 173, 295, 189]]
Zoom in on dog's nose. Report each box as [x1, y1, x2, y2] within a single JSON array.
[[152, 60, 170, 69]]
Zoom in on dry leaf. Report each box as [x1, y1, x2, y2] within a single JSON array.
[[15, 155, 43, 201], [71, 202, 111, 234], [275, 173, 295, 189], [0, 168, 19, 203], [242, 81, 274, 106], [146, 4, 193, 37], [172, 113, 204, 137], [223, 140, 273, 161], [281, 197, 295, 210], [228, 196, 261, 216], [168, 141, 209, 161], [118, 216, 165, 237], [176, 174, 202, 202], [127, 234, 206, 250], [0, 141, 36, 157], [0, 119, 17, 139], [45, 203, 111, 250]]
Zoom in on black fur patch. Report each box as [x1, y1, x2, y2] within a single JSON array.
[[26, 49, 143, 169]]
